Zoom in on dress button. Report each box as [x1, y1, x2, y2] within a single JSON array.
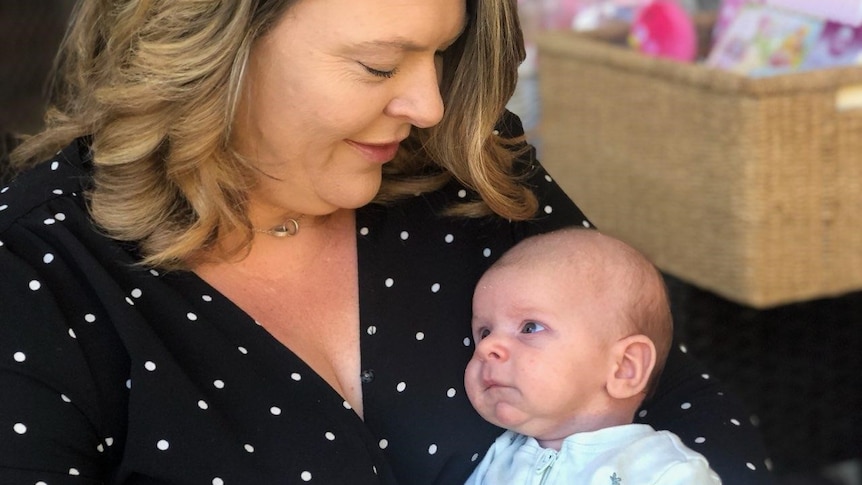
[[360, 369, 375, 383]]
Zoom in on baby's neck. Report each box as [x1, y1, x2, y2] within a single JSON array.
[[535, 408, 635, 451]]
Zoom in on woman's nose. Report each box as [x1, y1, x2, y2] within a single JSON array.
[[384, 59, 444, 128]]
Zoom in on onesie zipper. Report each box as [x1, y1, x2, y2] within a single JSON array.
[[535, 448, 558, 485]]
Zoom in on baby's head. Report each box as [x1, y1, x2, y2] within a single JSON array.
[[464, 228, 672, 448]]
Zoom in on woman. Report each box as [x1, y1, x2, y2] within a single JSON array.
[[0, 0, 770, 483]]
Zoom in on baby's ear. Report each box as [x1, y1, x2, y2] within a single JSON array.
[[606, 335, 656, 400]]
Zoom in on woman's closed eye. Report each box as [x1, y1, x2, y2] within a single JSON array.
[[520, 321, 546, 334], [359, 62, 398, 79]]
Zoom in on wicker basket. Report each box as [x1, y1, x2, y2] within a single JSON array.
[[537, 25, 862, 308]]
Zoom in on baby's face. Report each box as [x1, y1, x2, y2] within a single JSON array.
[[464, 263, 613, 440]]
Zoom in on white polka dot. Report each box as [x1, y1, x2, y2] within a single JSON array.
[[359, 227, 370, 236], [582, 220, 591, 228], [55, 213, 66, 221], [125, 297, 135, 306], [301, 471, 312, 481], [85, 313, 96, 323], [679, 344, 688, 353], [400, 231, 409, 240], [0, 205, 7, 212], [482, 248, 491, 258], [492, 129, 500, 136], [214, 379, 225, 389], [69, 468, 80, 476], [731, 418, 741, 426], [367, 326, 378, 335], [638, 409, 648, 418], [157, 439, 169, 451], [238, 346, 248, 354], [543, 205, 553, 214], [213, 478, 225, 485], [291, 373, 302, 381], [746, 463, 757, 471], [446, 388, 456, 398], [270, 406, 282, 416], [44, 218, 56, 225], [150, 269, 160, 277], [471, 453, 479, 462], [765, 458, 774, 471], [415, 332, 425, 341], [105, 437, 114, 446], [126, 379, 132, 389], [51, 161, 60, 170], [430, 283, 440, 293], [244, 444, 254, 453], [13, 352, 26, 363], [694, 437, 706, 444], [202, 294, 213, 302], [379, 439, 389, 449], [13, 423, 27, 434], [198, 400, 209, 410], [29, 280, 41, 291], [701, 374, 710, 380], [458, 189, 467, 198], [144, 361, 156, 371], [396, 382, 406, 392], [131, 288, 142, 298], [182, 312, 196, 321], [463, 337, 471, 346], [384, 278, 394, 288], [343, 400, 352, 410], [61, 394, 71, 403], [544, 174, 553, 182], [680, 402, 692, 410], [444, 234, 454, 243], [68, 329, 77, 339], [325, 432, 335, 441], [43, 253, 55, 264], [428, 444, 438, 455], [97, 443, 105, 452]]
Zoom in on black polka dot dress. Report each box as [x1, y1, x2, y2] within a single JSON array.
[[0, 119, 772, 484]]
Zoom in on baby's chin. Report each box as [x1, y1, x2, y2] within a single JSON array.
[[480, 400, 534, 433]]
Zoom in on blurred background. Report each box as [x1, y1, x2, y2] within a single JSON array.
[[0, 0, 76, 136]]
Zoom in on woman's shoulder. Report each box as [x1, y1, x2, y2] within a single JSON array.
[[0, 138, 92, 235]]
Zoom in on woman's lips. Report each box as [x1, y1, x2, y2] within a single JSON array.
[[346, 140, 401, 164]]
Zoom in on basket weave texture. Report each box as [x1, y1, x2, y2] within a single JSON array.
[[537, 29, 862, 308]]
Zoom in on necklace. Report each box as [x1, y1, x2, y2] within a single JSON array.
[[254, 216, 303, 238]]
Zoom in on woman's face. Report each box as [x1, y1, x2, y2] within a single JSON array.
[[233, 0, 466, 219]]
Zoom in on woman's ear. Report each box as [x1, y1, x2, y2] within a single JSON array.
[[606, 334, 656, 400]]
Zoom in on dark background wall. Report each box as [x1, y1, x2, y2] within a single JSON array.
[[0, 0, 76, 135]]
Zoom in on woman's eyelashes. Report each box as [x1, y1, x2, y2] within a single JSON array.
[[360, 62, 398, 79], [359, 50, 447, 79]]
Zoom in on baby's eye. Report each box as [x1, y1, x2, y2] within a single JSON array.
[[476, 328, 491, 340], [521, 321, 546, 334]]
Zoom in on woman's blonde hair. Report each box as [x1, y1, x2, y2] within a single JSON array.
[[11, 0, 536, 270]]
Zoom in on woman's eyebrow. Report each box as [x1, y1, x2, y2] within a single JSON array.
[[354, 20, 467, 53]]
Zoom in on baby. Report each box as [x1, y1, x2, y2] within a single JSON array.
[[464, 228, 722, 484]]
